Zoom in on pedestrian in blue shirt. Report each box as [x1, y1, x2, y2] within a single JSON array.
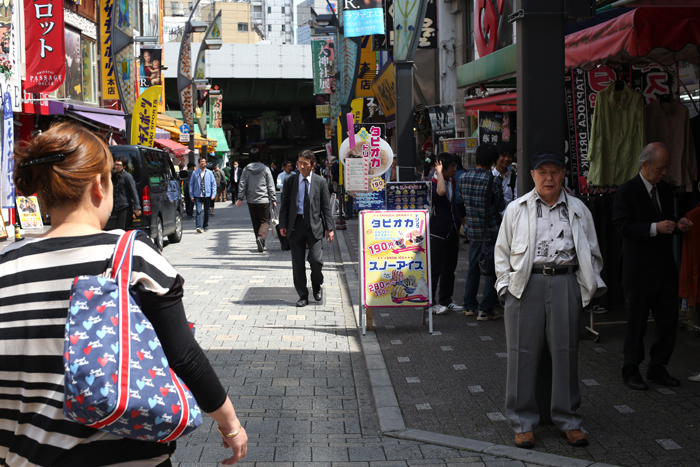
[[189, 156, 217, 233]]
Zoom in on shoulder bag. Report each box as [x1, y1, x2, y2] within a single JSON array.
[[63, 231, 203, 442]]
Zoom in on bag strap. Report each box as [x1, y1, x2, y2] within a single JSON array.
[[88, 231, 138, 429], [483, 174, 494, 227]]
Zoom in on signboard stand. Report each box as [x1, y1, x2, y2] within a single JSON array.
[[359, 210, 433, 334]]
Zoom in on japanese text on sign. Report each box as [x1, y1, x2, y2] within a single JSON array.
[[24, 0, 66, 92], [360, 210, 431, 308]]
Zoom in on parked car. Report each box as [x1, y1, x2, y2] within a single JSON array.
[[105, 145, 184, 250]]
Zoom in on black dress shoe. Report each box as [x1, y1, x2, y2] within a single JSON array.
[[296, 297, 308, 307], [647, 370, 681, 387], [313, 287, 323, 302], [624, 376, 649, 391]]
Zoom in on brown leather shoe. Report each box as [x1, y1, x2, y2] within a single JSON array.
[[565, 429, 589, 447], [514, 431, 535, 449]]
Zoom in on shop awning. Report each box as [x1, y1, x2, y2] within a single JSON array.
[[155, 138, 189, 155], [65, 110, 126, 131], [463, 91, 517, 113], [565, 7, 700, 71], [207, 126, 230, 153], [457, 44, 516, 89]]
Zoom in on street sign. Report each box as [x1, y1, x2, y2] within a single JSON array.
[[180, 124, 190, 133], [179, 133, 190, 142]]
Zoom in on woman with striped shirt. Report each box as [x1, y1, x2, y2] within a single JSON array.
[[0, 123, 247, 467]]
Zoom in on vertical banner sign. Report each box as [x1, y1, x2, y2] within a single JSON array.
[[24, 0, 65, 92], [1, 0, 21, 112], [311, 36, 334, 95], [178, 32, 193, 129], [65, 28, 82, 100], [427, 105, 456, 137], [100, 0, 117, 100], [139, 47, 162, 93], [393, 0, 428, 60], [113, 0, 137, 114], [343, 0, 384, 38], [370, 61, 395, 122], [208, 93, 222, 128], [355, 36, 376, 98], [374, 0, 436, 50], [2, 92, 13, 210], [130, 86, 162, 147], [360, 210, 431, 308]]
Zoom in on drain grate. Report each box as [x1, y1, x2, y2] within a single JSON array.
[[239, 287, 325, 306]]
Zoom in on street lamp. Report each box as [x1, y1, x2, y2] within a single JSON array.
[[177, 3, 223, 164]]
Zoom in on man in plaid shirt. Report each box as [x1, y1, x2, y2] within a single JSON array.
[[459, 144, 505, 320]]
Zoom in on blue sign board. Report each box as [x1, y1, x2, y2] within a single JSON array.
[[353, 190, 386, 211], [386, 182, 432, 211], [343, 0, 384, 39], [180, 124, 190, 133]]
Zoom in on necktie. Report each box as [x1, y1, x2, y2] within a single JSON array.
[[650, 186, 662, 218], [303, 178, 311, 228]]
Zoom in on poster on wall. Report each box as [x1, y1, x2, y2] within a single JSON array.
[[427, 105, 456, 137], [343, 0, 384, 38], [340, 123, 393, 195], [65, 28, 82, 100], [16, 196, 43, 229], [139, 47, 162, 92], [311, 36, 334, 95], [564, 64, 677, 194], [24, 0, 65, 93], [81, 38, 94, 103], [360, 210, 431, 308], [478, 111, 503, 145]]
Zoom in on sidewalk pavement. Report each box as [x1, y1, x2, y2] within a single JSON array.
[[342, 216, 700, 467], [160, 201, 589, 467]]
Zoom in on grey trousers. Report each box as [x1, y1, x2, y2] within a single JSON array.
[[288, 216, 324, 299], [504, 273, 583, 433]]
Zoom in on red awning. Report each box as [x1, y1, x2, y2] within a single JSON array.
[[565, 7, 700, 71], [463, 91, 517, 113], [154, 138, 189, 155]]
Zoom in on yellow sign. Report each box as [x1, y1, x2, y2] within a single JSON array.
[[355, 36, 377, 98], [360, 210, 431, 308], [100, 0, 118, 100], [370, 62, 395, 120], [16, 196, 44, 229], [131, 87, 162, 146], [351, 98, 364, 124], [316, 104, 330, 119]]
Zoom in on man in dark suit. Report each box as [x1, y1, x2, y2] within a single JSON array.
[[279, 150, 334, 307], [613, 142, 694, 390], [230, 161, 241, 204]]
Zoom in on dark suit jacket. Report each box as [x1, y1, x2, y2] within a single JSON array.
[[613, 174, 678, 294], [279, 172, 333, 240]]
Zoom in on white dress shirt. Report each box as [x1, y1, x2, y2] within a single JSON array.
[[297, 172, 313, 215]]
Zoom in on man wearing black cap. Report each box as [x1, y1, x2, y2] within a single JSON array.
[[494, 151, 606, 449]]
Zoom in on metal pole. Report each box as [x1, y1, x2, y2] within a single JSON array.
[[515, 0, 566, 426], [395, 61, 415, 182], [189, 80, 196, 159]]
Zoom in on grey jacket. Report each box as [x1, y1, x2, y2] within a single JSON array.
[[237, 162, 276, 204]]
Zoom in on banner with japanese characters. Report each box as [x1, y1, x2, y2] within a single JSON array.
[[100, 0, 117, 100], [16, 196, 43, 229], [130, 86, 161, 147], [344, 0, 384, 38], [355, 36, 376, 98], [24, 0, 65, 93], [370, 61, 395, 122], [478, 111, 503, 145], [360, 210, 431, 308], [311, 36, 334, 95], [1, 92, 13, 210]]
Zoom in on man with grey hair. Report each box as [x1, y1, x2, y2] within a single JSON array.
[[613, 142, 694, 391]]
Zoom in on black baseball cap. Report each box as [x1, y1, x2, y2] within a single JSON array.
[[531, 151, 564, 170]]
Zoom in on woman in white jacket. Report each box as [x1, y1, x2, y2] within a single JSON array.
[[494, 151, 606, 450]]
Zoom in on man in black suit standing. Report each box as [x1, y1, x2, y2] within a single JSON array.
[[230, 161, 241, 204], [279, 150, 334, 307], [613, 142, 694, 390]]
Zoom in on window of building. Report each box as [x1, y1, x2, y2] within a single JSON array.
[[281, 6, 285, 13], [268, 24, 272, 32], [81, 38, 97, 104], [238, 22, 248, 32], [267, 6, 271, 13], [281, 25, 285, 32]]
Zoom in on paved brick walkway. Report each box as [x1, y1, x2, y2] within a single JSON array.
[[343, 216, 700, 467], [159, 201, 566, 467]]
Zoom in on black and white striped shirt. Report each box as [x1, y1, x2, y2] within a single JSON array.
[[0, 231, 180, 467]]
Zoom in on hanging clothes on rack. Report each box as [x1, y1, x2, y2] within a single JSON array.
[[679, 203, 700, 307], [588, 82, 645, 186], [644, 98, 697, 187]]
